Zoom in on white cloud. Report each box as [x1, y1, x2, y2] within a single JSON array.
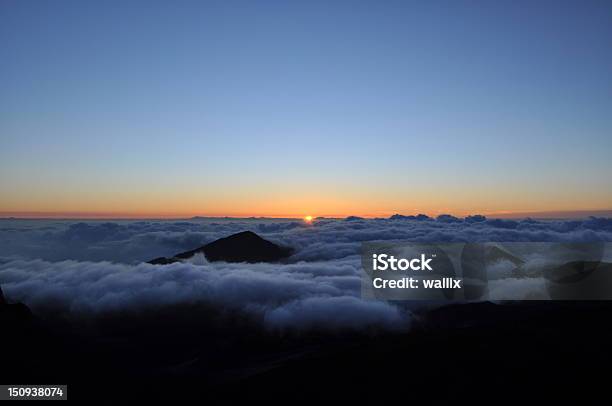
[[1, 216, 611, 330], [0, 256, 403, 330]]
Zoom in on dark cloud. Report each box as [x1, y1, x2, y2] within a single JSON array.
[[465, 215, 487, 223], [436, 214, 461, 223]]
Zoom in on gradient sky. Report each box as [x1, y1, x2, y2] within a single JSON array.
[[1, 0, 611, 218]]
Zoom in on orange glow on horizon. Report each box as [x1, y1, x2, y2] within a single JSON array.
[[2, 177, 611, 220], [1, 208, 611, 220]]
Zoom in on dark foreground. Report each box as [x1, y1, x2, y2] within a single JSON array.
[[2, 298, 612, 403]]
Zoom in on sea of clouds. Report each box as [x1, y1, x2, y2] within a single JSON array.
[[1, 215, 611, 330]]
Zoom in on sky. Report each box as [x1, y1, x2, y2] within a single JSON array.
[[1, 0, 611, 218]]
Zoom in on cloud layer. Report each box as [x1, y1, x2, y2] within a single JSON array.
[[1, 216, 611, 330], [2, 216, 610, 264], [0, 256, 406, 331]]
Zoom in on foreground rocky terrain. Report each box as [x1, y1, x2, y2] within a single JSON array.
[[2, 292, 611, 402]]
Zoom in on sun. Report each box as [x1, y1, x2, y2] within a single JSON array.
[[304, 215, 313, 223]]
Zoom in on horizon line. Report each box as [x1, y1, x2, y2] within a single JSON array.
[[1, 209, 611, 221]]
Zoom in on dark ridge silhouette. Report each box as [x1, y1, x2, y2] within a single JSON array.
[[148, 256, 180, 265], [148, 231, 293, 265], [0, 284, 33, 325], [4, 298, 612, 402], [484, 245, 525, 266]]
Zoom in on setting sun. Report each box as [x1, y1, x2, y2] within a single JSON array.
[[304, 215, 313, 223]]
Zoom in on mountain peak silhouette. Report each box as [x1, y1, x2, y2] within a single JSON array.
[[149, 231, 293, 264]]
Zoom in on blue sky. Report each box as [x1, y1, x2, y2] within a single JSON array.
[[1, 0, 611, 217]]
